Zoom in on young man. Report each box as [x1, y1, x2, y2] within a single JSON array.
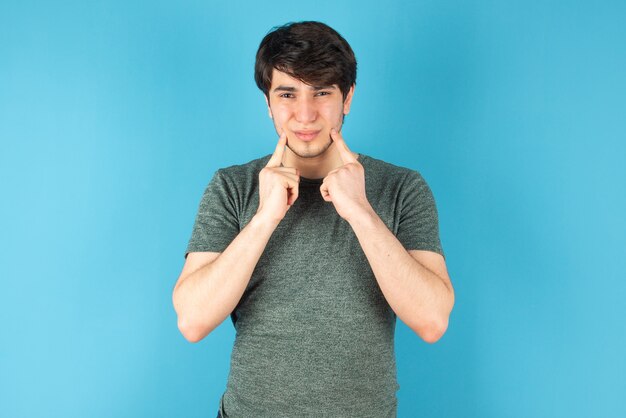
[[172, 21, 454, 418]]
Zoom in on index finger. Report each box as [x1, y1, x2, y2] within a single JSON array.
[[330, 128, 357, 164], [266, 129, 287, 167]]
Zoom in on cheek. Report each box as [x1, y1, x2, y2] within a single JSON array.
[[274, 106, 292, 120], [320, 103, 343, 122], [270, 107, 290, 123]]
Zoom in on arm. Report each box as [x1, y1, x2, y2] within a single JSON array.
[[173, 129, 298, 343], [172, 214, 279, 342], [320, 128, 454, 343], [347, 207, 454, 343]]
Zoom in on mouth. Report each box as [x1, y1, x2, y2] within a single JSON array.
[[294, 130, 321, 142]]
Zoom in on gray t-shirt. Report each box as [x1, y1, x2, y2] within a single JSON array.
[[185, 153, 444, 418]]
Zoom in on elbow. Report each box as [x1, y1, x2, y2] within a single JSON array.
[[420, 289, 455, 344], [177, 317, 210, 343], [172, 287, 210, 343], [421, 319, 448, 344], [413, 316, 449, 344]]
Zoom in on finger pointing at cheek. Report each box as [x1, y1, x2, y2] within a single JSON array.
[[330, 128, 357, 165], [265, 130, 287, 168]]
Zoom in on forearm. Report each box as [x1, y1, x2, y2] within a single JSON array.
[[348, 207, 453, 342], [173, 214, 278, 341]]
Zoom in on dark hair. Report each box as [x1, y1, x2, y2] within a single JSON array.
[[254, 21, 357, 103]]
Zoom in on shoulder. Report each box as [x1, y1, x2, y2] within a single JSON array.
[[360, 153, 429, 188], [213, 154, 272, 183]]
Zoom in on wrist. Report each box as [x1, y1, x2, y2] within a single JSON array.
[[251, 212, 282, 231], [346, 203, 378, 227]]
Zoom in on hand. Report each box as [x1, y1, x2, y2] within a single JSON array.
[[320, 128, 372, 222], [255, 128, 300, 224]]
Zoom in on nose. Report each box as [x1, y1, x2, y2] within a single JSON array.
[[294, 96, 317, 123]]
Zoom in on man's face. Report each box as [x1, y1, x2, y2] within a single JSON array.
[[265, 69, 354, 159]]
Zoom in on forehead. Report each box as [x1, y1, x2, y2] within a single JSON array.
[[269, 68, 337, 90]]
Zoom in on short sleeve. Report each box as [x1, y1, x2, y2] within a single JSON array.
[[184, 169, 240, 259], [396, 171, 445, 259]]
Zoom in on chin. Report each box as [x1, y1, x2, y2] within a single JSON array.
[[288, 137, 333, 159]]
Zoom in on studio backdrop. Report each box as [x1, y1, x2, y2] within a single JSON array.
[[1, 1, 625, 417]]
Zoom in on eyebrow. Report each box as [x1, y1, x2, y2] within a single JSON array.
[[272, 85, 337, 93]]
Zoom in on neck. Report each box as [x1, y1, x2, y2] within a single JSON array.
[[281, 142, 359, 179]]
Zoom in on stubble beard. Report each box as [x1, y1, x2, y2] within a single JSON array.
[[287, 135, 333, 159]]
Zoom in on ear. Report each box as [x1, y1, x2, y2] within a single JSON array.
[[264, 94, 272, 119], [343, 84, 355, 115]]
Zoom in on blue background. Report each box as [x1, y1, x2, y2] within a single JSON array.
[[1, 1, 625, 417]]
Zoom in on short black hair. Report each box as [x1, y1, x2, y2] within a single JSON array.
[[254, 21, 357, 103]]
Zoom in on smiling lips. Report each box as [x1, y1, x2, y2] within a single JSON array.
[[294, 130, 321, 141]]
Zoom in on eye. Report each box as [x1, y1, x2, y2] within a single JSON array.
[[316, 91, 331, 96], [279, 93, 294, 99]]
